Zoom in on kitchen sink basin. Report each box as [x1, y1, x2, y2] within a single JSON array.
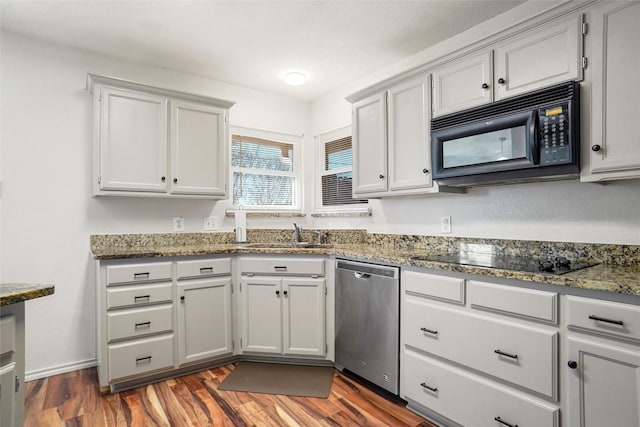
[[239, 242, 333, 249]]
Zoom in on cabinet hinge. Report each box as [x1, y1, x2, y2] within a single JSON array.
[[232, 340, 235, 350], [15, 376, 20, 392], [582, 57, 588, 69], [324, 285, 327, 295], [239, 282, 242, 292], [224, 114, 228, 123], [582, 21, 588, 36], [97, 175, 101, 184], [98, 90, 102, 102], [240, 339, 243, 349], [325, 343, 328, 355]]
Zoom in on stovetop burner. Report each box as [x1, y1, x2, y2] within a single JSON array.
[[418, 252, 598, 275]]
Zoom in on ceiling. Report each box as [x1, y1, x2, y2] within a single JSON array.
[[0, 0, 525, 101]]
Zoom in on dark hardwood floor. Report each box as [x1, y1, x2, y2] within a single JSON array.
[[24, 364, 436, 426]]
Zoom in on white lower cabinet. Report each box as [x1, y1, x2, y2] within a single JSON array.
[[404, 348, 559, 427], [239, 256, 326, 358], [0, 362, 17, 427]]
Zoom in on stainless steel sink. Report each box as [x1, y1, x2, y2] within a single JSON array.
[[239, 242, 332, 249]]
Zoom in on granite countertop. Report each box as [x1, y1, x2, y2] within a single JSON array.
[[91, 242, 640, 297], [0, 283, 55, 306]]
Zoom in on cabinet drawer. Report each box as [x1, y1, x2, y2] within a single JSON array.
[[403, 297, 558, 398], [176, 258, 231, 279], [403, 270, 465, 304], [108, 334, 174, 381], [107, 304, 173, 342], [106, 282, 173, 309], [106, 262, 172, 285], [239, 257, 324, 276], [0, 315, 15, 357], [403, 349, 559, 427], [468, 280, 558, 323], [567, 296, 640, 343]]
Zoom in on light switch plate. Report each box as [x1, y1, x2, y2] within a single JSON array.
[[441, 216, 452, 234], [203, 216, 218, 231], [173, 216, 185, 232]]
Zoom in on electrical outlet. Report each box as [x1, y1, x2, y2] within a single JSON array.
[[203, 216, 218, 231], [173, 216, 185, 232], [441, 216, 452, 234]]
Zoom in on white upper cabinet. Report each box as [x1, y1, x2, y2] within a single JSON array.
[[88, 74, 234, 198], [98, 87, 168, 193], [583, 1, 640, 181], [432, 51, 494, 117], [170, 100, 227, 196], [432, 16, 583, 118], [494, 16, 583, 100], [352, 92, 388, 195]]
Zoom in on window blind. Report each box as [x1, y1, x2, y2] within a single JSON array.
[[321, 136, 366, 206]]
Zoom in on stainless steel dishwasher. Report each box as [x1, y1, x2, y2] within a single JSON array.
[[335, 259, 400, 395]]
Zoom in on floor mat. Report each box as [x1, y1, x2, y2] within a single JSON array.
[[217, 362, 335, 398]]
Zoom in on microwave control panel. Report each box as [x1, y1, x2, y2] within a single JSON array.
[[539, 102, 571, 165]]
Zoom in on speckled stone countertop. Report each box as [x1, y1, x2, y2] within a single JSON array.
[[90, 231, 640, 297], [0, 283, 55, 306]]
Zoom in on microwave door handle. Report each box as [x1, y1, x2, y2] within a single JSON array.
[[529, 110, 540, 165]]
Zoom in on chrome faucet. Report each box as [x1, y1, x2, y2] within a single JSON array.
[[293, 223, 303, 243]]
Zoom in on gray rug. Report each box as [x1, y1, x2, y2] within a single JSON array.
[[217, 362, 335, 398]]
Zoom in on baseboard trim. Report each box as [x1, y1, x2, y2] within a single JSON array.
[[25, 358, 98, 381]]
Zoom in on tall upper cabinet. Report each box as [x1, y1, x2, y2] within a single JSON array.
[[582, 1, 640, 182], [87, 74, 234, 198]]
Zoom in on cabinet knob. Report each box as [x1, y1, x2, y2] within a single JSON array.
[[161, 176, 166, 182], [379, 174, 385, 179], [180, 296, 185, 302], [173, 178, 178, 183], [568, 360, 578, 369], [283, 290, 288, 296], [422, 168, 429, 174], [591, 144, 601, 152], [497, 78, 506, 84], [481, 83, 489, 89], [275, 290, 280, 296]]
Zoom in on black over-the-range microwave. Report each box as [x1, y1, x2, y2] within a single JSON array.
[[430, 81, 580, 187]]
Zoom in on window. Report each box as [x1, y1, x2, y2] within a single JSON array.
[[230, 127, 302, 210], [317, 126, 367, 209]]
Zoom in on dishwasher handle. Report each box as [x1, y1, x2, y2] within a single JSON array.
[[354, 272, 371, 279]]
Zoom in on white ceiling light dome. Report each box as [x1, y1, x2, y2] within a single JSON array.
[[284, 71, 307, 86]]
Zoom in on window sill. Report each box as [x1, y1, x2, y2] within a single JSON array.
[[225, 209, 306, 218], [311, 208, 372, 218]]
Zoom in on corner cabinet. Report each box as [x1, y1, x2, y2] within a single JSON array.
[[582, 1, 640, 182], [238, 256, 327, 358], [351, 74, 449, 198], [87, 74, 234, 198]]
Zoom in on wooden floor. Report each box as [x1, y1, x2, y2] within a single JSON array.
[[24, 364, 436, 426]]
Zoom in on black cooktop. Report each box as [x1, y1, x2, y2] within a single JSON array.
[[417, 252, 598, 275]]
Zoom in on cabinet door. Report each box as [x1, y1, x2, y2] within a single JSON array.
[[99, 87, 168, 192], [0, 362, 16, 427], [432, 51, 493, 117], [495, 16, 582, 100], [177, 277, 232, 365], [282, 278, 325, 356], [566, 336, 640, 427], [387, 74, 433, 192], [241, 277, 282, 354], [170, 100, 227, 196], [352, 92, 388, 194], [588, 1, 640, 176]]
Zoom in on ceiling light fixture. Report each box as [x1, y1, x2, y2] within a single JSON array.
[[285, 72, 306, 86]]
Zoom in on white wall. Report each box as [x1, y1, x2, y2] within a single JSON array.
[[0, 31, 312, 375]]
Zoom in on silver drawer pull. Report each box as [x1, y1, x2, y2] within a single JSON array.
[[134, 295, 150, 303], [133, 272, 150, 280], [134, 321, 151, 329], [200, 267, 214, 274], [135, 356, 152, 364], [274, 266, 288, 272], [420, 327, 438, 336], [494, 349, 518, 360], [420, 382, 437, 393], [588, 315, 624, 326], [495, 416, 518, 427]]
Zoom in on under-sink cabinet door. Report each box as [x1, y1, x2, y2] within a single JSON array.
[[177, 277, 232, 365], [241, 277, 282, 354], [282, 278, 325, 356]]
